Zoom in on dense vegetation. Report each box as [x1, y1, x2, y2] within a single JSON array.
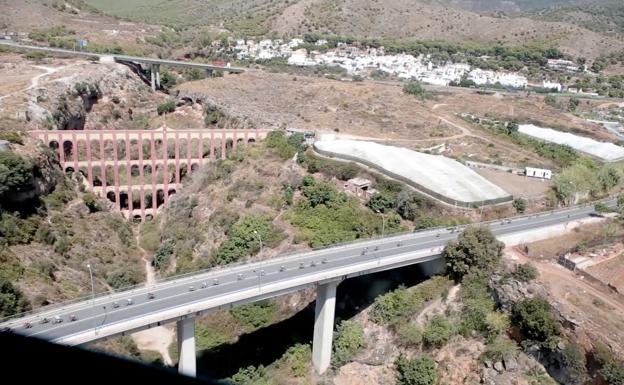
[[0, 152, 37, 205], [395, 354, 438, 385], [332, 320, 364, 367], [369, 277, 452, 325], [443, 227, 504, 281]]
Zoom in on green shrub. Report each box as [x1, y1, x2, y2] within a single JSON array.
[[459, 273, 496, 335], [395, 354, 438, 385], [35, 223, 56, 245], [332, 320, 364, 367], [156, 101, 176, 115], [595, 202, 610, 214], [366, 192, 396, 213], [230, 300, 277, 329], [370, 277, 451, 324], [139, 220, 160, 253], [152, 242, 173, 271], [275, 344, 311, 377], [370, 286, 420, 324], [396, 323, 423, 347], [403, 82, 428, 99], [423, 315, 454, 348], [444, 227, 504, 281], [265, 131, 303, 160], [0, 131, 23, 144], [106, 269, 140, 290], [212, 215, 283, 265], [545, 95, 557, 107], [563, 343, 588, 384], [82, 192, 100, 213], [0, 213, 40, 246], [53, 235, 72, 256], [514, 263, 539, 282], [483, 336, 519, 362], [602, 360, 624, 385], [0, 276, 31, 317], [229, 365, 272, 385], [513, 297, 559, 343], [513, 197, 527, 214]]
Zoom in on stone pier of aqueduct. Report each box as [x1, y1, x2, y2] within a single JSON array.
[[31, 129, 271, 221]]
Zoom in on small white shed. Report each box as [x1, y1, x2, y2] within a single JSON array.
[[525, 167, 552, 180]]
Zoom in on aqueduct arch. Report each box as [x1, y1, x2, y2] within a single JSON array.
[[32, 128, 271, 221]]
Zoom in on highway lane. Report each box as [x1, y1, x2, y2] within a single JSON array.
[[1, 199, 612, 342]]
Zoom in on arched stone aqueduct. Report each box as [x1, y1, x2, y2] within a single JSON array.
[[31, 129, 271, 221]]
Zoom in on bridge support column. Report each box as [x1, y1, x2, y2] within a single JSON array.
[[312, 281, 338, 374], [155, 64, 161, 90], [177, 317, 196, 377], [150, 64, 156, 91]]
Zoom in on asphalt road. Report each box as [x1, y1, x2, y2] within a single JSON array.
[[0, 199, 613, 343], [0, 41, 244, 72]]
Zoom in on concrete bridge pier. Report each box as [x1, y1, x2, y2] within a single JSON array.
[[177, 317, 196, 377], [312, 280, 339, 374], [150, 64, 161, 91]]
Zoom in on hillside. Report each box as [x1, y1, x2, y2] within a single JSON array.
[[78, 0, 624, 59]]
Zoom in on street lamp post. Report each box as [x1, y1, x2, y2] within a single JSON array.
[[86, 263, 96, 333], [253, 230, 263, 256], [375, 210, 386, 238], [86, 263, 95, 304]]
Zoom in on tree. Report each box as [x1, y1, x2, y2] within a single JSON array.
[[395, 354, 438, 385], [301, 181, 341, 207], [332, 320, 364, 367], [366, 192, 395, 213], [0, 152, 35, 202], [0, 276, 31, 317], [443, 227, 504, 281], [513, 197, 527, 214], [512, 297, 559, 342], [568, 97, 580, 112]]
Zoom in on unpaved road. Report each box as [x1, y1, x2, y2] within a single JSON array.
[[131, 230, 175, 366]]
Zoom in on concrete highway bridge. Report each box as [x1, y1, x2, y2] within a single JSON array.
[[31, 129, 271, 221], [0, 41, 245, 90], [0, 199, 612, 377]]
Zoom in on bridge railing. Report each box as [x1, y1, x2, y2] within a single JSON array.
[[0, 197, 614, 324]]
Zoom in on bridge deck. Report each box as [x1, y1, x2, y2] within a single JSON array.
[[0, 200, 611, 345]]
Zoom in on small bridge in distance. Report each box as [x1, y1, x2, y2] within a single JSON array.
[[31, 128, 271, 221]]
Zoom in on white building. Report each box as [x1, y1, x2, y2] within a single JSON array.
[[525, 167, 552, 180], [542, 81, 562, 92], [547, 59, 579, 73]]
